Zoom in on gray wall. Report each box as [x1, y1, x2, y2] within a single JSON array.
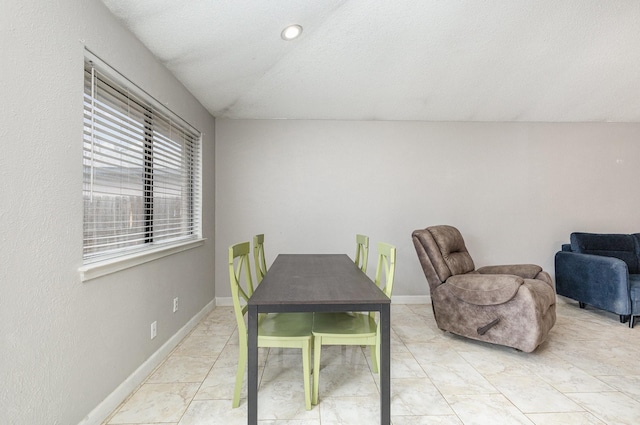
[[0, 1, 216, 424], [215, 119, 640, 298]]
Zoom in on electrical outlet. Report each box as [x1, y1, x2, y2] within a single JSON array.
[[173, 297, 179, 313], [151, 321, 157, 339]]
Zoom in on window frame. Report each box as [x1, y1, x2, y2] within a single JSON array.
[[79, 50, 204, 281]]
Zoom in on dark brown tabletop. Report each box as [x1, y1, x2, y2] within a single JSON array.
[[249, 254, 391, 308], [246, 253, 391, 424]]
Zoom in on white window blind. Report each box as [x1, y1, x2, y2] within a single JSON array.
[[83, 53, 201, 263]]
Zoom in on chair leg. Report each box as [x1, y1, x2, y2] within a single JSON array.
[[312, 336, 322, 405], [579, 302, 586, 309], [370, 344, 378, 374], [232, 341, 247, 408], [620, 315, 630, 324], [302, 341, 312, 410], [630, 315, 636, 329]]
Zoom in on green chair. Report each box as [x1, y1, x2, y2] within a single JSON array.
[[229, 242, 314, 410], [311, 242, 396, 405], [355, 234, 369, 273], [253, 234, 268, 284]]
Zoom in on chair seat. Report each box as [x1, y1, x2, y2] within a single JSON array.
[[259, 312, 314, 338], [312, 312, 377, 337]]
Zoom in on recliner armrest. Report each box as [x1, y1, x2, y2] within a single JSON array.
[[446, 274, 523, 306], [476, 264, 542, 279]]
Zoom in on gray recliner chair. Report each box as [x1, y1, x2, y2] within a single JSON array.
[[412, 225, 556, 352]]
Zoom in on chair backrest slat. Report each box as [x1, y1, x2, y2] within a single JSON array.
[[253, 234, 268, 283], [355, 234, 369, 273], [229, 241, 254, 336], [375, 242, 397, 299]]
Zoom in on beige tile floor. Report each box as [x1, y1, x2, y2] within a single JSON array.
[[102, 298, 640, 425]]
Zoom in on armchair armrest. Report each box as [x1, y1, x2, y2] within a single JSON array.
[[476, 264, 542, 279], [554, 251, 632, 315], [446, 274, 523, 306]]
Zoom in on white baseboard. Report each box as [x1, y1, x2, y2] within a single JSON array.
[[215, 295, 431, 306], [391, 295, 431, 304], [215, 296, 234, 306], [77, 299, 216, 425]]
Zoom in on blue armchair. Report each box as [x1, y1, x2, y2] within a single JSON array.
[[555, 232, 640, 328]]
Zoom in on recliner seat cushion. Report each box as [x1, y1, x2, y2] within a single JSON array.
[[446, 274, 523, 305], [477, 264, 543, 279]]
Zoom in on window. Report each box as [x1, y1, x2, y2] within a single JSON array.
[[83, 52, 201, 266]]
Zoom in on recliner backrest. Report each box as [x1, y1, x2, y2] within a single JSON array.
[[571, 232, 639, 274], [412, 226, 475, 291], [428, 226, 476, 279]]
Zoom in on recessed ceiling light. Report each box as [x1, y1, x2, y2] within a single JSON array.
[[281, 24, 303, 41]]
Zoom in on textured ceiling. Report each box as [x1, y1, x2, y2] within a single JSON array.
[[100, 0, 640, 122]]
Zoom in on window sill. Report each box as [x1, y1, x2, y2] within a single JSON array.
[[79, 238, 206, 282]]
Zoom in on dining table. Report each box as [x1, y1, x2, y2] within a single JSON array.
[[247, 253, 391, 424]]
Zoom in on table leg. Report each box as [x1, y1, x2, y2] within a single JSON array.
[[248, 305, 258, 424], [380, 303, 391, 425]]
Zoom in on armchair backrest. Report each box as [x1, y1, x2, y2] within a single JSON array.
[[570, 232, 639, 274], [412, 225, 475, 292]]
